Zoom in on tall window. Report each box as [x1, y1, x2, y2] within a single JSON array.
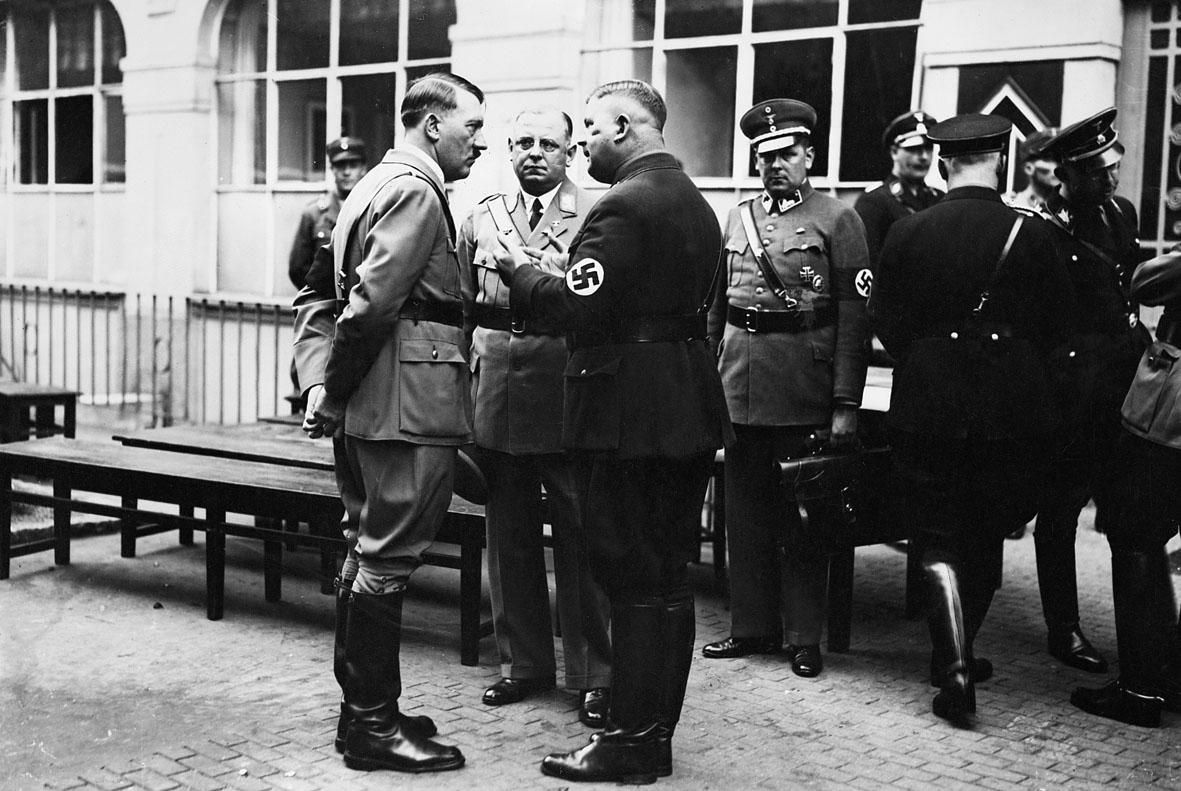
[[1140, 0, 1181, 251], [1, 0, 127, 186], [582, 0, 921, 184], [215, 0, 455, 186]]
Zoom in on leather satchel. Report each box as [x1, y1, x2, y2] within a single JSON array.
[[1121, 340, 1181, 449], [778, 446, 896, 560]]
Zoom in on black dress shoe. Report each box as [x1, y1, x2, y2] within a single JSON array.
[[1071, 681, 1162, 728], [789, 644, 823, 677], [929, 657, 993, 687], [1048, 628, 1109, 673], [482, 676, 555, 706], [932, 668, 976, 722], [540, 725, 662, 784], [1149, 668, 1181, 713], [701, 636, 781, 659], [579, 688, 609, 727], [337, 709, 438, 753]]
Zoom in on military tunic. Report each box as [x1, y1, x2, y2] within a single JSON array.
[[706, 183, 870, 646], [289, 191, 342, 289], [854, 176, 943, 267], [457, 179, 611, 690]]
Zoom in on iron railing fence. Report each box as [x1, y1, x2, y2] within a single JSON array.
[[0, 284, 297, 427]]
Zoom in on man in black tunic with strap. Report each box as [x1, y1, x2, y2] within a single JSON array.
[[493, 79, 731, 784], [868, 114, 1075, 723]]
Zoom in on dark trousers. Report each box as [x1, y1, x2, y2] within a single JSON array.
[[482, 447, 611, 689], [725, 425, 828, 645]]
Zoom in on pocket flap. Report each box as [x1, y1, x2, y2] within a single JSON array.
[[399, 339, 465, 364], [472, 249, 498, 270], [725, 237, 750, 255], [565, 353, 622, 379], [783, 235, 825, 254], [810, 340, 834, 362]]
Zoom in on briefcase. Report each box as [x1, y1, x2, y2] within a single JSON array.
[[778, 446, 894, 559]]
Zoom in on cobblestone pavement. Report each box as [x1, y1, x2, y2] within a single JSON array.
[[2, 508, 1179, 791]]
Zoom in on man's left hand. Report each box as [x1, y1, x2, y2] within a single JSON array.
[[829, 405, 859, 448]]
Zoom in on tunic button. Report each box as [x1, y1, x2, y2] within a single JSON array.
[[990, 333, 999, 341], [580, 369, 587, 375], [762, 239, 772, 247], [756, 271, 763, 278], [1069, 350, 1077, 358], [950, 332, 959, 340], [1071, 255, 1078, 261], [431, 348, 438, 359], [755, 287, 764, 294], [766, 225, 775, 232]]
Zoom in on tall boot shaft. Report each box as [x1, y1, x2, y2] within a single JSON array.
[[334, 577, 350, 691], [1111, 549, 1172, 689], [657, 597, 696, 736], [607, 602, 668, 731], [925, 561, 974, 720], [343, 591, 404, 725]]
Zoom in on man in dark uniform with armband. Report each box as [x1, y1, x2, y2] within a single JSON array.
[[493, 79, 731, 784], [868, 114, 1075, 722], [1024, 108, 1147, 674], [701, 99, 872, 679]]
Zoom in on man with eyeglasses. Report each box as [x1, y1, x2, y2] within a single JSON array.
[[702, 99, 871, 680], [458, 107, 611, 726]]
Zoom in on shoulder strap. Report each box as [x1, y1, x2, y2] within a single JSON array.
[[740, 200, 796, 307], [973, 216, 1023, 317]]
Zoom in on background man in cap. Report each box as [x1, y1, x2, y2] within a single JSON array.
[[702, 98, 871, 680], [1024, 107, 1148, 675], [294, 73, 487, 774], [288, 137, 369, 290], [458, 107, 612, 725], [868, 114, 1075, 722], [1006, 128, 1058, 211], [855, 110, 943, 267], [493, 79, 731, 784]]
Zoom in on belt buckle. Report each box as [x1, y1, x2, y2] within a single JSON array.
[[744, 305, 759, 333], [510, 316, 526, 334]]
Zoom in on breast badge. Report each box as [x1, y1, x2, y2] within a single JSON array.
[[566, 259, 605, 296]]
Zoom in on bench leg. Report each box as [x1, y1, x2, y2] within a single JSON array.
[[826, 549, 854, 653], [0, 467, 12, 579], [459, 529, 483, 667], [121, 496, 138, 558], [53, 479, 72, 567], [179, 504, 194, 546], [34, 403, 55, 439], [63, 399, 76, 439], [263, 529, 282, 603], [206, 509, 226, 620]]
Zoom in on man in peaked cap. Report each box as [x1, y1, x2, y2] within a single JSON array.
[[1021, 107, 1149, 677], [1006, 128, 1059, 211], [855, 110, 944, 267], [702, 98, 871, 680], [868, 114, 1075, 723], [288, 137, 370, 290]]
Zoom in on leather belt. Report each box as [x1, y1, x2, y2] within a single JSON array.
[[1157, 314, 1181, 347], [726, 304, 835, 333], [473, 305, 560, 336], [398, 299, 464, 328], [570, 314, 708, 349]]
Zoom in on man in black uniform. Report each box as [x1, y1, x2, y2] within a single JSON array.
[[1072, 250, 1181, 728], [868, 114, 1075, 722], [1025, 108, 1146, 674], [493, 79, 731, 783], [288, 137, 369, 289], [854, 110, 942, 268]]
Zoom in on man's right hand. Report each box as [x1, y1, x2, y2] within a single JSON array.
[[303, 384, 346, 439]]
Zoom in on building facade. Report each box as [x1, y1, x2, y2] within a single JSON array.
[[0, 0, 1173, 418]]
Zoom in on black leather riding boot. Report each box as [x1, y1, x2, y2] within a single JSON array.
[[930, 558, 995, 687], [1035, 522, 1108, 672], [333, 579, 434, 753], [541, 602, 666, 784], [925, 561, 975, 721], [341, 591, 463, 773], [652, 596, 695, 778], [1071, 549, 1166, 727]]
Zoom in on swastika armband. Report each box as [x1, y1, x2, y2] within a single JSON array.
[[566, 259, 605, 296], [831, 267, 873, 300], [855, 268, 873, 298]]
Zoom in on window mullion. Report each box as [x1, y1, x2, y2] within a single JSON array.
[[47, 3, 56, 186], [93, 2, 102, 186], [828, 21, 848, 182], [329, 0, 341, 68], [651, 0, 666, 94], [266, 0, 278, 186]]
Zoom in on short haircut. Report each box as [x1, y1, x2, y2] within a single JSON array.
[[945, 151, 1000, 171], [513, 107, 574, 141], [401, 72, 484, 129], [587, 80, 667, 131]]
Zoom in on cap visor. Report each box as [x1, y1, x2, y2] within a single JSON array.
[[896, 135, 929, 149], [755, 135, 798, 155]]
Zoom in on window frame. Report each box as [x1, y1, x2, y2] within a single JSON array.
[[0, 0, 125, 193], [580, 0, 922, 190]]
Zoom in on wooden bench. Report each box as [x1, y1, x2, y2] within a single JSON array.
[[0, 382, 78, 443], [0, 436, 491, 666]]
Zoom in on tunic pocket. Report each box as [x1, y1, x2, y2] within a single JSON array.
[[563, 352, 623, 451], [398, 339, 470, 437]]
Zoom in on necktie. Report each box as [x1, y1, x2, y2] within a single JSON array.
[[528, 198, 543, 230]]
